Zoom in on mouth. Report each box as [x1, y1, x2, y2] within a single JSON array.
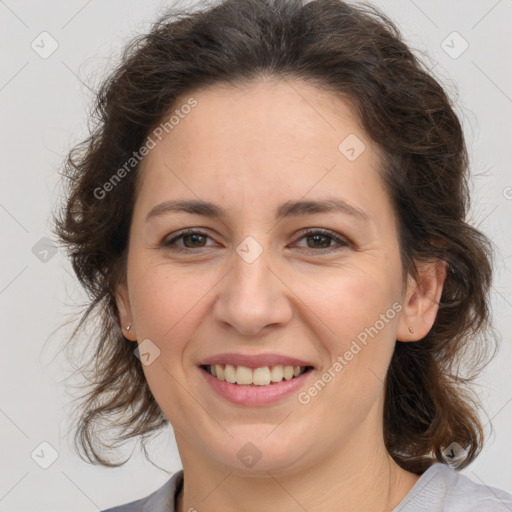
[[200, 364, 314, 386]]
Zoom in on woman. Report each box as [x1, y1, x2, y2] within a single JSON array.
[[52, 0, 512, 510]]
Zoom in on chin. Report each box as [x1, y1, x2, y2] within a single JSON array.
[[207, 426, 315, 476]]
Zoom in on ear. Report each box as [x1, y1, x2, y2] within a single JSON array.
[[396, 259, 447, 342], [115, 281, 137, 341]]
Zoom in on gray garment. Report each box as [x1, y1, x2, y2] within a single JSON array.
[[101, 463, 512, 511]]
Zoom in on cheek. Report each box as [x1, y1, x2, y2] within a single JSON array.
[[294, 261, 401, 396], [296, 272, 399, 413], [297, 264, 399, 340], [129, 266, 207, 420], [129, 261, 208, 344]]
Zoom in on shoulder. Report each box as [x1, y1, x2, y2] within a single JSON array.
[[100, 470, 183, 512], [394, 463, 512, 512]]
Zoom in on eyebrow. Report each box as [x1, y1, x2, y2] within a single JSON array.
[[145, 197, 369, 223]]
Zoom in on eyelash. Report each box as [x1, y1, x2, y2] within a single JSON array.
[[162, 228, 350, 254]]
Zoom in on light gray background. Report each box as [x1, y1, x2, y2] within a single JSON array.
[[1, 0, 511, 510]]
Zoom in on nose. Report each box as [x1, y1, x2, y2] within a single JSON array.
[[213, 246, 293, 337]]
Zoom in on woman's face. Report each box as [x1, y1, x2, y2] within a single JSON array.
[[117, 78, 427, 475]]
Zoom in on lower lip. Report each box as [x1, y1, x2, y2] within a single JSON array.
[[199, 367, 313, 406]]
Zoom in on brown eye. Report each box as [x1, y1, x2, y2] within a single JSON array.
[[180, 233, 208, 248], [163, 229, 215, 251], [294, 229, 350, 253], [162, 228, 349, 254], [305, 233, 332, 249]]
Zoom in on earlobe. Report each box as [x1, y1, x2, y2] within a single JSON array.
[[115, 282, 137, 341], [396, 260, 447, 342]]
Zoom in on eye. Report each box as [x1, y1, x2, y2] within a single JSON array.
[[162, 228, 350, 253], [292, 228, 350, 253], [163, 229, 216, 251]]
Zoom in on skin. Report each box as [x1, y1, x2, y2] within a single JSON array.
[[116, 77, 446, 512]]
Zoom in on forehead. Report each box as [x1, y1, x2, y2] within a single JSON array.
[[158, 78, 364, 161], [134, 78, 388, 222]]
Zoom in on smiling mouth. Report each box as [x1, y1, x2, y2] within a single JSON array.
[[200, 364, 313, 386]]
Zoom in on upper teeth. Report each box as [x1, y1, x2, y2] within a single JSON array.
[[208, 364, 306, 386]]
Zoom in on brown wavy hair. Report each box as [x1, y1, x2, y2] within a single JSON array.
[[52, 0, 495, 472]]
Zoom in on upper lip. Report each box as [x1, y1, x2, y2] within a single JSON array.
[[199, 353, 315, 369]]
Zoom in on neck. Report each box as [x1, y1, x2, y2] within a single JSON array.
[[175, 429, 419, 512]]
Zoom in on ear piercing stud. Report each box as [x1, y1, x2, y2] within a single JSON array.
[[126, 325, 132, 331]]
